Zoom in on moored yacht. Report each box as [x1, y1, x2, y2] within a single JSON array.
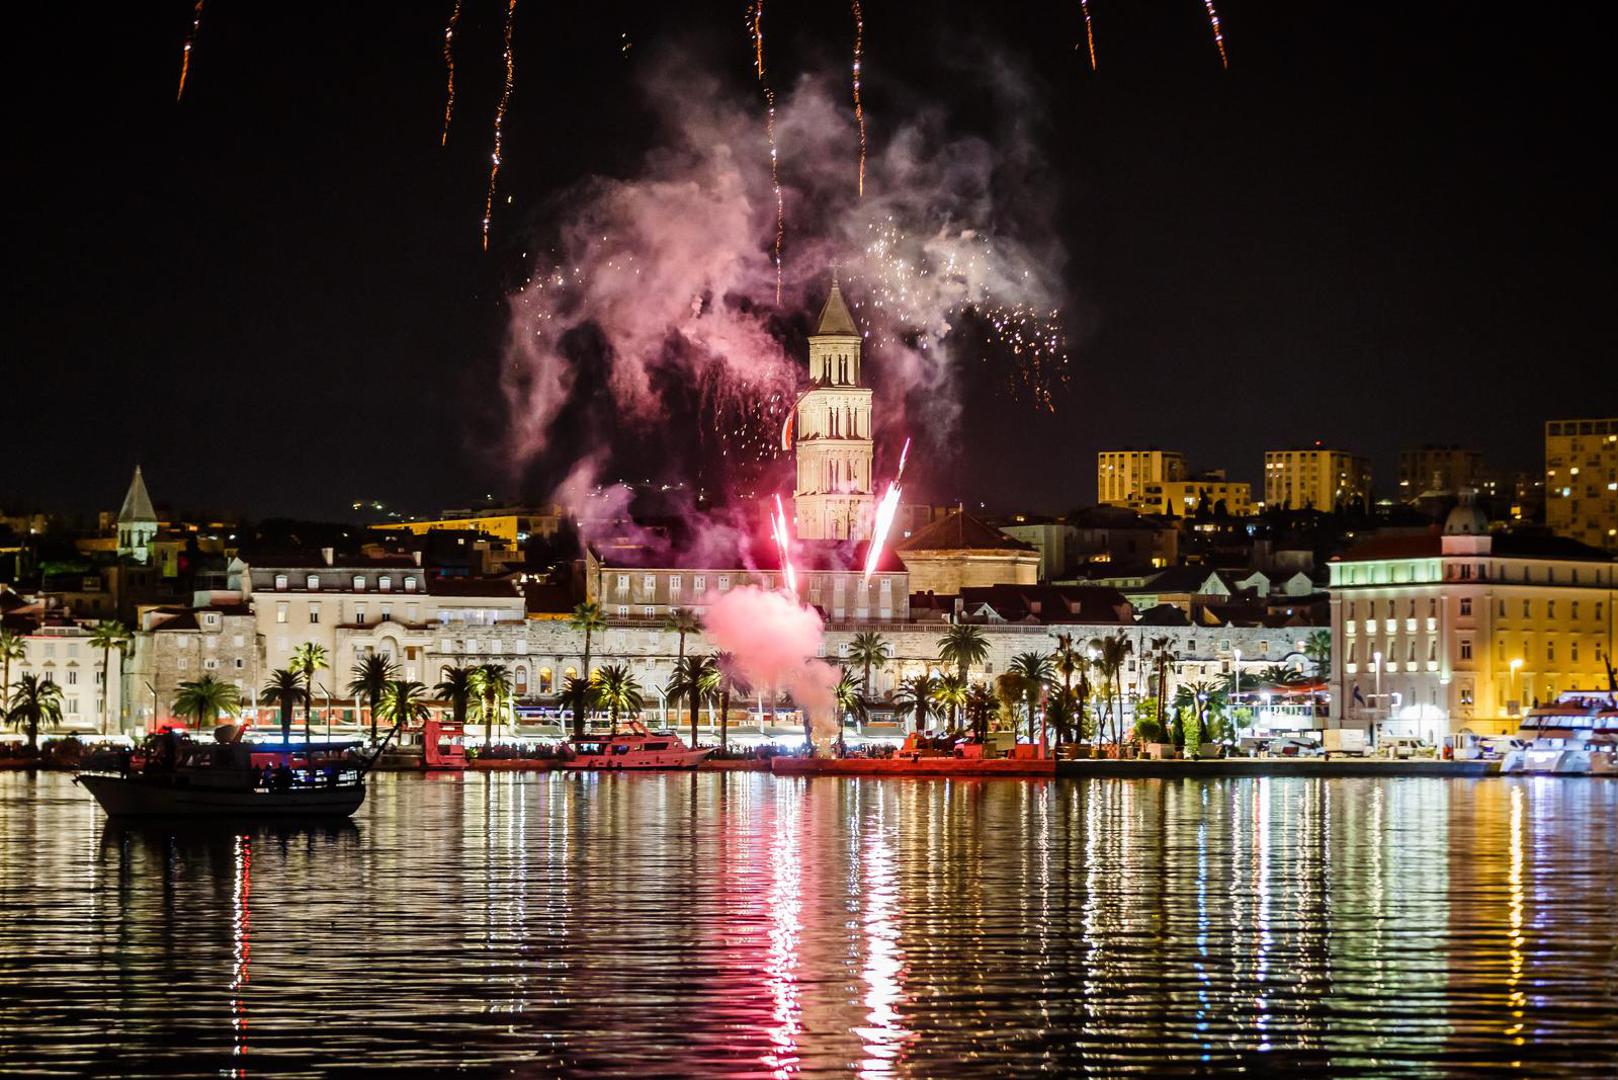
[[1501, 690, 1618, 776], [561, 721, 712, 770]]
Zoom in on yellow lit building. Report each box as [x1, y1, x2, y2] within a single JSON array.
[[1264, 447, 1372, 512], [1328, 502, 1617, 742], [1140, 475, 1253, 517], [1097, 449, 1186, 508], [370, 506, 564, 547], [1545, 417, 1618, 552]]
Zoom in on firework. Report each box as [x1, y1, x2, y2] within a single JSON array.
[[851, 0, 866, 197], [176, 0, 204, 102], [1078, 1, 1096, 71], [482, 0, 518, 251], [441, 0, 462, 146], [746, 3, 784, 302], [772, 494, 798, 594], [863, 438, 910, 582], [1203, 0, 1229, 69]]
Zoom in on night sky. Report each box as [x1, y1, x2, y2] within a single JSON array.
[[7, 2, 1614, 521]]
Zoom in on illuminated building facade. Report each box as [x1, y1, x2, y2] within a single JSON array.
[[1545, 417, 1618, 552], [1096, 449, 1186, 509], [792, 283, 874, 541], [1139, 474, 1254, 517], [1397, 445, 1482, 503], [1264, 447, 1372, 512], [1328, 501, 1617, 742]]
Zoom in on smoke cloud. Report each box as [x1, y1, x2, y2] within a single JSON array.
[[702, 586, 841, 751], [499, 50, 1068, 499]]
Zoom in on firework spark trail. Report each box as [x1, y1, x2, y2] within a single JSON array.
[[441, 0, 462, 145], [747, 3, 784, 302], [176, 0, 204, 102], [851, 0, 866, 197], [863, 438, 910, 582], [1079, 0, 1096, 71], [772, 494, 798, 595], [482, 0, 518, 251], [1203, 0, 1229, 69]]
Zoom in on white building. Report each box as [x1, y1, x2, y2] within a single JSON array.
[[791, 282, 875, 541], [6, 623, 124, 735]]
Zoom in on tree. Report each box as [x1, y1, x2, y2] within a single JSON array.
[[931, 673, 969, 735], [1148, 635, 1175, 728], [666, 655, 718, 747], [0, 631, 27, 715], [964, 682, 996, 742], [662, 607, 702, 674], [1050, 633, 1088, 744], [434, 665, 478, 742], [1089, 632, 1134, 747], [171, 675, 241, 731], [378, 680, 433, 739], [348, 653, 398, 742], [5, 673, 62, 753], [1259, 664, 1311, 688], [937, 624, 990, 683], [290, 642, 329, 750], [87, 620, 132, 735], [993, 671, 1027, 736], [594, 664, 644, 732], [893, 672, 940, 734], [568, 602, 608, 739], [1174, 680, 1227, 752], [846, 631, 890, 704], [561, 675, 598, 733], [833, 667, 868, 754], [260, 669, 306, 751], [1304, 630, 1332, 678], [1009, 652, 1056, 743], [713, 652, 750, 753], [475, 663, 512, 748]]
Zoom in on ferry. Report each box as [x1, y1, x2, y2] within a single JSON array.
[[76, 724, 372, 818], [1500, 690, 1618, 776], [561, 721, 712, 770]]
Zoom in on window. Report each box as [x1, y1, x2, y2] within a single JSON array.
[[539, 669, 553, 694], [205, 658, 219, 670], [306, 574, 320, 590], [1460, 687, 1474, 706], [274, 574, 288, 590], [355, 604, 366, 625], [643, 574, 655, 595], [276, 602, 289, 625], [1460, 639, 1472, 660], [669, 575, 682, 597], [309, 603, 321, 624], [1523, 600, 1531, 618], [1347, 601, 1355, 620], [693, 576, 706, 594], [515, 666, 528, 694], [1498, 599, 1506, 617], [234, 658, 244, 669], [1572, 601, 1580, 619], [203, 613, 219, 628], [617, 605, 629, 617], [1547, 600, 1555, 618], [616, 575, 629, 597], [176, 657, 188, 670], [1547, 641, 1555, 662], [404, 576, 418, 592], [1459, 598, 1471, 616], [1430, 641, 1438, 662], [718, 575, 730, 591], [1571, 642, 1579, 663], [643, 606, 655, 618], [66, 669, 78, 685], [353, 575, 367, 590], [379, 576, 393, 592], [380, 605, 391, 623]]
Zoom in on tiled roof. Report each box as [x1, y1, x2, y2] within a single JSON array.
[[897, 510, 1037, 554]]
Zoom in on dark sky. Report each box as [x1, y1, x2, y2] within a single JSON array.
[[7, 2, 1614, 520]]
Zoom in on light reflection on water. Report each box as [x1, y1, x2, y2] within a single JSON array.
[[1, 771, 1616, 1076]]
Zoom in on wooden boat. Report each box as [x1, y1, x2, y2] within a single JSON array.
[[561, 721, 712, 770]]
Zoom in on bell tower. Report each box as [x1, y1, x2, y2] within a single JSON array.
[[792, 281, 874, 540]]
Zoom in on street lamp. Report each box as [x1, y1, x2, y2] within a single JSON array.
[[1231, 648, 1241, 740], [1509, 658, 1523, 715], [1372, 650, 1383, 743]]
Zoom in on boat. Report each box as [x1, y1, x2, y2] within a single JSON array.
[[561, 721, 713, 770], [1501, 690, 1618, 777], [75, 725, 370, 818]]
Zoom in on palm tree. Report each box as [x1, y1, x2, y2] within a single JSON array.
[[964, 682, 996, 742], [475, 663, 512, 748], [0, 630, 27, 714], [568, 602, 608, 739], [833, 667, 868, 754], [260, 669, 306, 751], [378, 680, 433, 741], [713, 652, 749, 753], [662, 607, 702, 674], [290, 642, 329, 749], [434, 664, 478, 741], [1304, 630, 1332, 678], [846, 631, 890, 705], [87, 620, 132, 734], [594, 664, 644, 732], [1089, 632, 1133, 747], [1175, 679, 1227, 750], [1009, 651, 1056, 743], [893, 672, 940, 734], [347, 653, 398, 742], [1050, 633, 1087, 744], [562, 674, 598, 732], [1149, 636, 1175, 727], [6, 673, 62, 754], [1260, 664, 1311, 688], [931, 673, 969, 735], [937, 624, 990, 684], [171, 675, 242, 731], [994, 671, 1027, 736], [666, 655, 719, 748]]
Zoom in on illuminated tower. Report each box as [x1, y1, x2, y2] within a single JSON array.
[[792, 282, 874, 541]]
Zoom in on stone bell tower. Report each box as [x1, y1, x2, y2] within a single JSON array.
[[791, 281, 874, 541]]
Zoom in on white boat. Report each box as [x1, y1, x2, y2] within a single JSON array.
[[1505, 690, 1618, 776], [562, 722, 713, 770]]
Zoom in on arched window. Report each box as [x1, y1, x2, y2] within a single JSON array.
[[539, 668, 553, 694], [514, 665, 529, 695]]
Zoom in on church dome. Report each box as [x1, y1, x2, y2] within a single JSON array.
[[1443, 495, 1488, 536]]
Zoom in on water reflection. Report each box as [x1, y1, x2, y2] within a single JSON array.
[[0, 773, 1615, 1075]]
